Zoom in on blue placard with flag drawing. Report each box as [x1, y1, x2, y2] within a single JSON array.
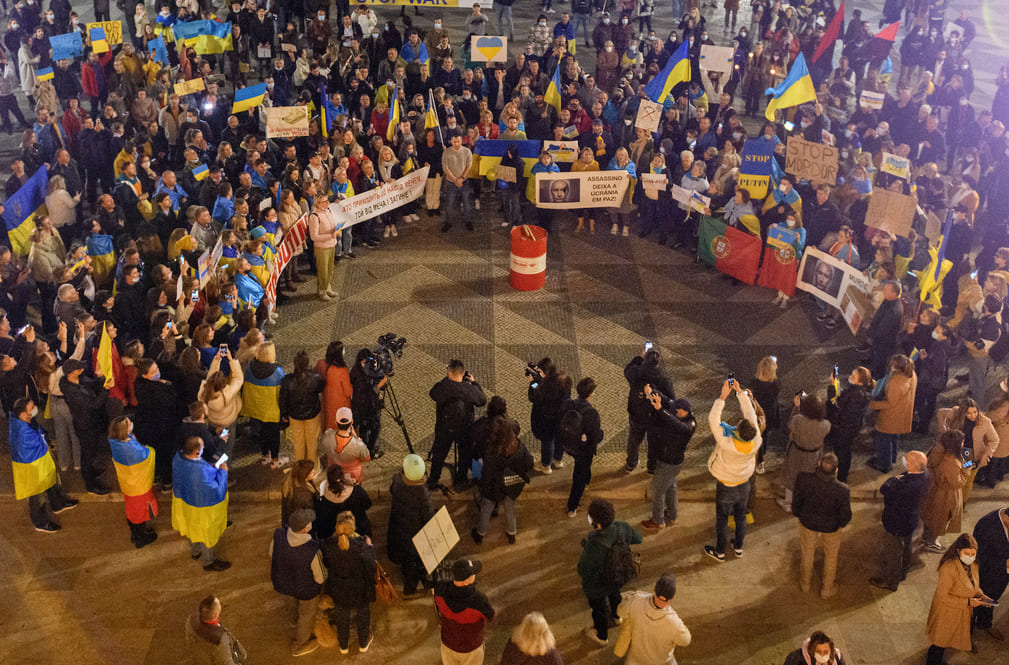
[[3, 167, 48, 255], [49, 31, 84, 61], [147, 37, 168, 65]]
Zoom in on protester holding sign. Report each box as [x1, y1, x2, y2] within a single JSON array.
[[606, 148, 637, 237], [570, 147, 599, 234]]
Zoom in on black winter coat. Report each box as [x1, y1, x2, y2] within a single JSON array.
[[880, 470, 929, 537], [134, 377, 181, 451], [648, 404, 695, 466], [386, 472, 433, 565], [279, 371, 323, 421], [322, 536, 377, 607], [528, 374, 570, 440], [792, 469, 852, 533], [479, 440, 534, 503], [624, 357, 675, 421], [827, 383, 870, 442]]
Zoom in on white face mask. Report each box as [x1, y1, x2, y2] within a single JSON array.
[[840, 151, 849, 159], [960, 554, 975, 565], [932, 329, 941, 340], [587, 515, 594, 526], [30, 406, 39, 418], [606, 46, 613, 52], [814, 654, 831, 665], [786, 218, 796, 228]]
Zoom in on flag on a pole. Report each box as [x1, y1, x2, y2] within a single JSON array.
[[386, 83, 400, 142], [812, 2, 844, 63], [2, 166, 48, 255], [544, 64, 563, 114], [643, 41, 691, 103], [764, 52, 817, 120], [874, 21, 900, 41], [232, 83, 267, 114]]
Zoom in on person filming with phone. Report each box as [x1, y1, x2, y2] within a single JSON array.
[[623, 344, 675, 474]]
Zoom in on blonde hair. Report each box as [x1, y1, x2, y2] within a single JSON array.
[[755, 356, 778, 382], [335, 511, 356, 551], [255, 340, 276, 364], [511, 612, 556, 657]]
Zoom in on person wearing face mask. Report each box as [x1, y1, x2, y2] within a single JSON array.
[[591, 12, 616, 53], [912, 323, 952, 435], [782, 631, 845, 665], [925, 533, 995, 665], [971, 506, 1009, 641], [107, 414, 159, 548], [869, 449, 930, 592], [527, 13, 553, 59], [936, 396, 999, 505], [8, 396, 78, 534]]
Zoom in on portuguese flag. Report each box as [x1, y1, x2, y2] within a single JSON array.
[[756, 225, 802, 296], [697, 216, 761, 284]]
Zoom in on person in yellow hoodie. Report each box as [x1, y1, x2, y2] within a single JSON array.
[[704, 379, 761, 562]]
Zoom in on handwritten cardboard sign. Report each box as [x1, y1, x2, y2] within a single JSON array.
[[785, 135, 838, 185], [174, 77, 206, 97], [635, 98, 662, 133], [494, 165, 516, 183], [865, 189, 916, 238]]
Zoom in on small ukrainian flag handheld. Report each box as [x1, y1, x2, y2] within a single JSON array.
[[192, 163, 209, 181], [232, 83, 267, 114], [35, 67, 54, 82], [3, 166, 48, 255], [764, 52, 817, 121]]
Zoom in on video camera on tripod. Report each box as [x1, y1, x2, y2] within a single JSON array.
[[362, 332, 407, 381]]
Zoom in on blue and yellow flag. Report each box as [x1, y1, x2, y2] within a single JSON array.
[[148, 36, 169, 65], [86, 232, 115, 283], [98, 322, 114, 389], [109, 437, 155, 497], [192, 163, 209, 181], [764, 52, 817, 121], [918, 211, 954, 308], [89, 27, 109, 53], [425, 89, 443, 145], [320, 82, 341, 138], [644, 41, 691, 104], [35, 67, 54, 82], [232, 82, 266, 114], [9, 419, 57, 500], [544, 65, 563, 115], [3, 166, 47, 255], [473, 139, 541, 178], [172, 452, 228, 547], [386, 83, 400, 142], [172, 20, 233, 55]]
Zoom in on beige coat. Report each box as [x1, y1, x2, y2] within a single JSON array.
[[926, 559, 981, 651], [199, 357, 244, 427], [869, 372, 917, 434], [987, 400, 1009, 459], [919, 445, 968, 537], [936, 407, 1000, 466]]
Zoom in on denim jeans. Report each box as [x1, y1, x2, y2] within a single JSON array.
[[651, 461, 683, 523], [573, 13, 591, 44], [337, 227, 352, 255], [443, 180, 473, 228], [874, 431, 899, 471], [502, 187, 521, 225], [538, 435, 562, 466], [968, 354, 989, 404], [495, 4, 514, 38], [477, 495, 516, 535], [715, 480, 749, 554], [28, 484, 73, 528], [567, 454, 593, 512]]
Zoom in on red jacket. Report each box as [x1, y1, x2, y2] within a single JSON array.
[[81, 52, 113, 98], [434, 583, 494, 653]]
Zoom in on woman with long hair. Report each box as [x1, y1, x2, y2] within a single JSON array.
[[527, 358, 571, 474], [920, 430, 970, 552], [280, 459, 317, 528], [472, 415, 534, 545], [777, 393, 831, 513], [925, 533, 991, 665], [826, 366, 874, 483], [500, 612, 564, 665], [280, 350, 324, 463], [315, 465, 373, 540], [936, 396, 999, 503], [316, 341, 353, 432], [750, 355, 781, 475], [868, 354, 917, 473], [781, 630, 844, 665], [241, 341, 286, 469], [199, 347, 244, 453], [322, 511, 377, 654], [107, 415, 159, 548]]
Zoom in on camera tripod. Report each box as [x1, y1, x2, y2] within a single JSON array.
[[382, 379, 414, 455]]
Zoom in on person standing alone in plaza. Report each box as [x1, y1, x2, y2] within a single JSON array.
[[791, 453, 852, 598], [441, 133, 474, 232], [640, 394, 695, 532]]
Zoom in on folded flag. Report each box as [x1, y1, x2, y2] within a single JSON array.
[[9, 418, 57, 501], [172, 452, 228, 547], [35, 66, 54, 82], [97, 322, 115, 389], [3, 166, 48, 255], [232, 82, 267, 114], [697, 215, 761, 284]]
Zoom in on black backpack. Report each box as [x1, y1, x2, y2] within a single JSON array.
[[558, 405, 585, 456], [603, 531, 640, 589]]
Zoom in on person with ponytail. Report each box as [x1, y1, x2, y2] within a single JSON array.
[[322, 511, 377, 655]]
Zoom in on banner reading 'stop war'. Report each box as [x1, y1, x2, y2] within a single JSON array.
[[533, 171, 632, 209]]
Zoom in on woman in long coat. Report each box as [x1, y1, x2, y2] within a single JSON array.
[[925, 533, 989, 665], [777, 393, 831, 512], [936, 397, 1000, 503], [920, 430, 969, 551]]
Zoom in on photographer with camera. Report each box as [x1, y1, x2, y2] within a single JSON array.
[[526, 357, 572, 475], [623, 345, 675, 474], [350, 348, 387, 460], [428, 359, 487, 491]]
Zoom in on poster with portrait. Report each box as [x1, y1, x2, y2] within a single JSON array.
[[796, 247, 869, 311], [534, 171, 632, 209]]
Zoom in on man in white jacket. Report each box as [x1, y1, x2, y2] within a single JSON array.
[[614, 572, 691, 665], [703, 380, 761, 562]]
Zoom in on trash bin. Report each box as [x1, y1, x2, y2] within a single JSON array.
[[509, 225, 547, 291]]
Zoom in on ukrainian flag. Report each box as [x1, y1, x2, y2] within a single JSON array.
[[544, 65, 563, 115], [148, 37, 169, 65], [86, 232, 115, 284], [97, 322, 115, 389], [9, 418, 57, 500], [240, 361, 284, 422], [320, 82, 340, 138], [110, 437, 155, 497], [172, 452, 228, 547], [644, 41, 691, 104], [918, 212, 954, 309], [473, 139, 541, 178], [172, 20, 233, 55], [192, 163, 209, 181], [232, 82, 267, 114], [386, 85, 400, 142], [764, 52, 817, 121], [219, 245, 239, 272], [90, 27, 109, 53], [3, 166, 48, 256], [425, 89, 443, 145], [36, 66, 54, 82]]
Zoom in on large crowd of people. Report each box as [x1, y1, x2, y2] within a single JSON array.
[[3, 0, 1009, 663]]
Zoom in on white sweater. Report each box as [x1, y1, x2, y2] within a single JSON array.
[[614, 592, 691, 665], [706, 393, 762, 486]]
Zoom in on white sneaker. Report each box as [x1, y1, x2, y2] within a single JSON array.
[[551, 459, 565, 469], [390, 225, 398, 237], [500, 221, 510, 227], [622, 226, 629, 237], [410, 213, 420, 222], [779, 296, 789, 309], [535, 462, 552, 475], [771, 293, 782, 304], [584, 627, 607, 647], [403, 215, 412, 224], [611, 223, 618, 235], [567, 509, 577, 518], [755, 462, 766, 475], [383, 226, 391, 238]]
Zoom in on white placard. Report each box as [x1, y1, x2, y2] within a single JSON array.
[[412, 505, 461, 575]]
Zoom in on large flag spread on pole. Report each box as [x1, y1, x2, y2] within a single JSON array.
[[387, 83, 400, 142], [812, 2, 844, 63], [172, 20, 233, 54], [764, 52, 817, 120], [697, 215, 762, 284], [3, 166, 48, 255], [644, 41, 691, 103], [544, 64, 563, 114], [232, 83, 267, 114], [874, 21, 900, 41]]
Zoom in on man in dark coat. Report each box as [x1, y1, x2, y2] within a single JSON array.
[[623, 347, 675, 473], [434, 559, 495, 663], [866, 282, 904, 379], [973, 506, 1009, 640], [60, 359, 113, 494], [427, 359, 487, 490], [112, 264, 147, 345], [641, 396, 696, 531], [870, 450, 929, 591], [792, 453, 852, 598], [134, 358, 182, 487], [270, 508, 326, 657]]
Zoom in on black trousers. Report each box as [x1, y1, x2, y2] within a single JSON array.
[[587, 591, 622, 640], [331, 604, 370, 650], [428, 427, 471, 488], [29, 483, 73, 528], [0, 93, 27, 129], [78, 431, 113, 493], [566, 454, 593, 513]]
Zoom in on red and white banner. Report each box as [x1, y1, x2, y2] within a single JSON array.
[[265, 214, 308, 312]]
